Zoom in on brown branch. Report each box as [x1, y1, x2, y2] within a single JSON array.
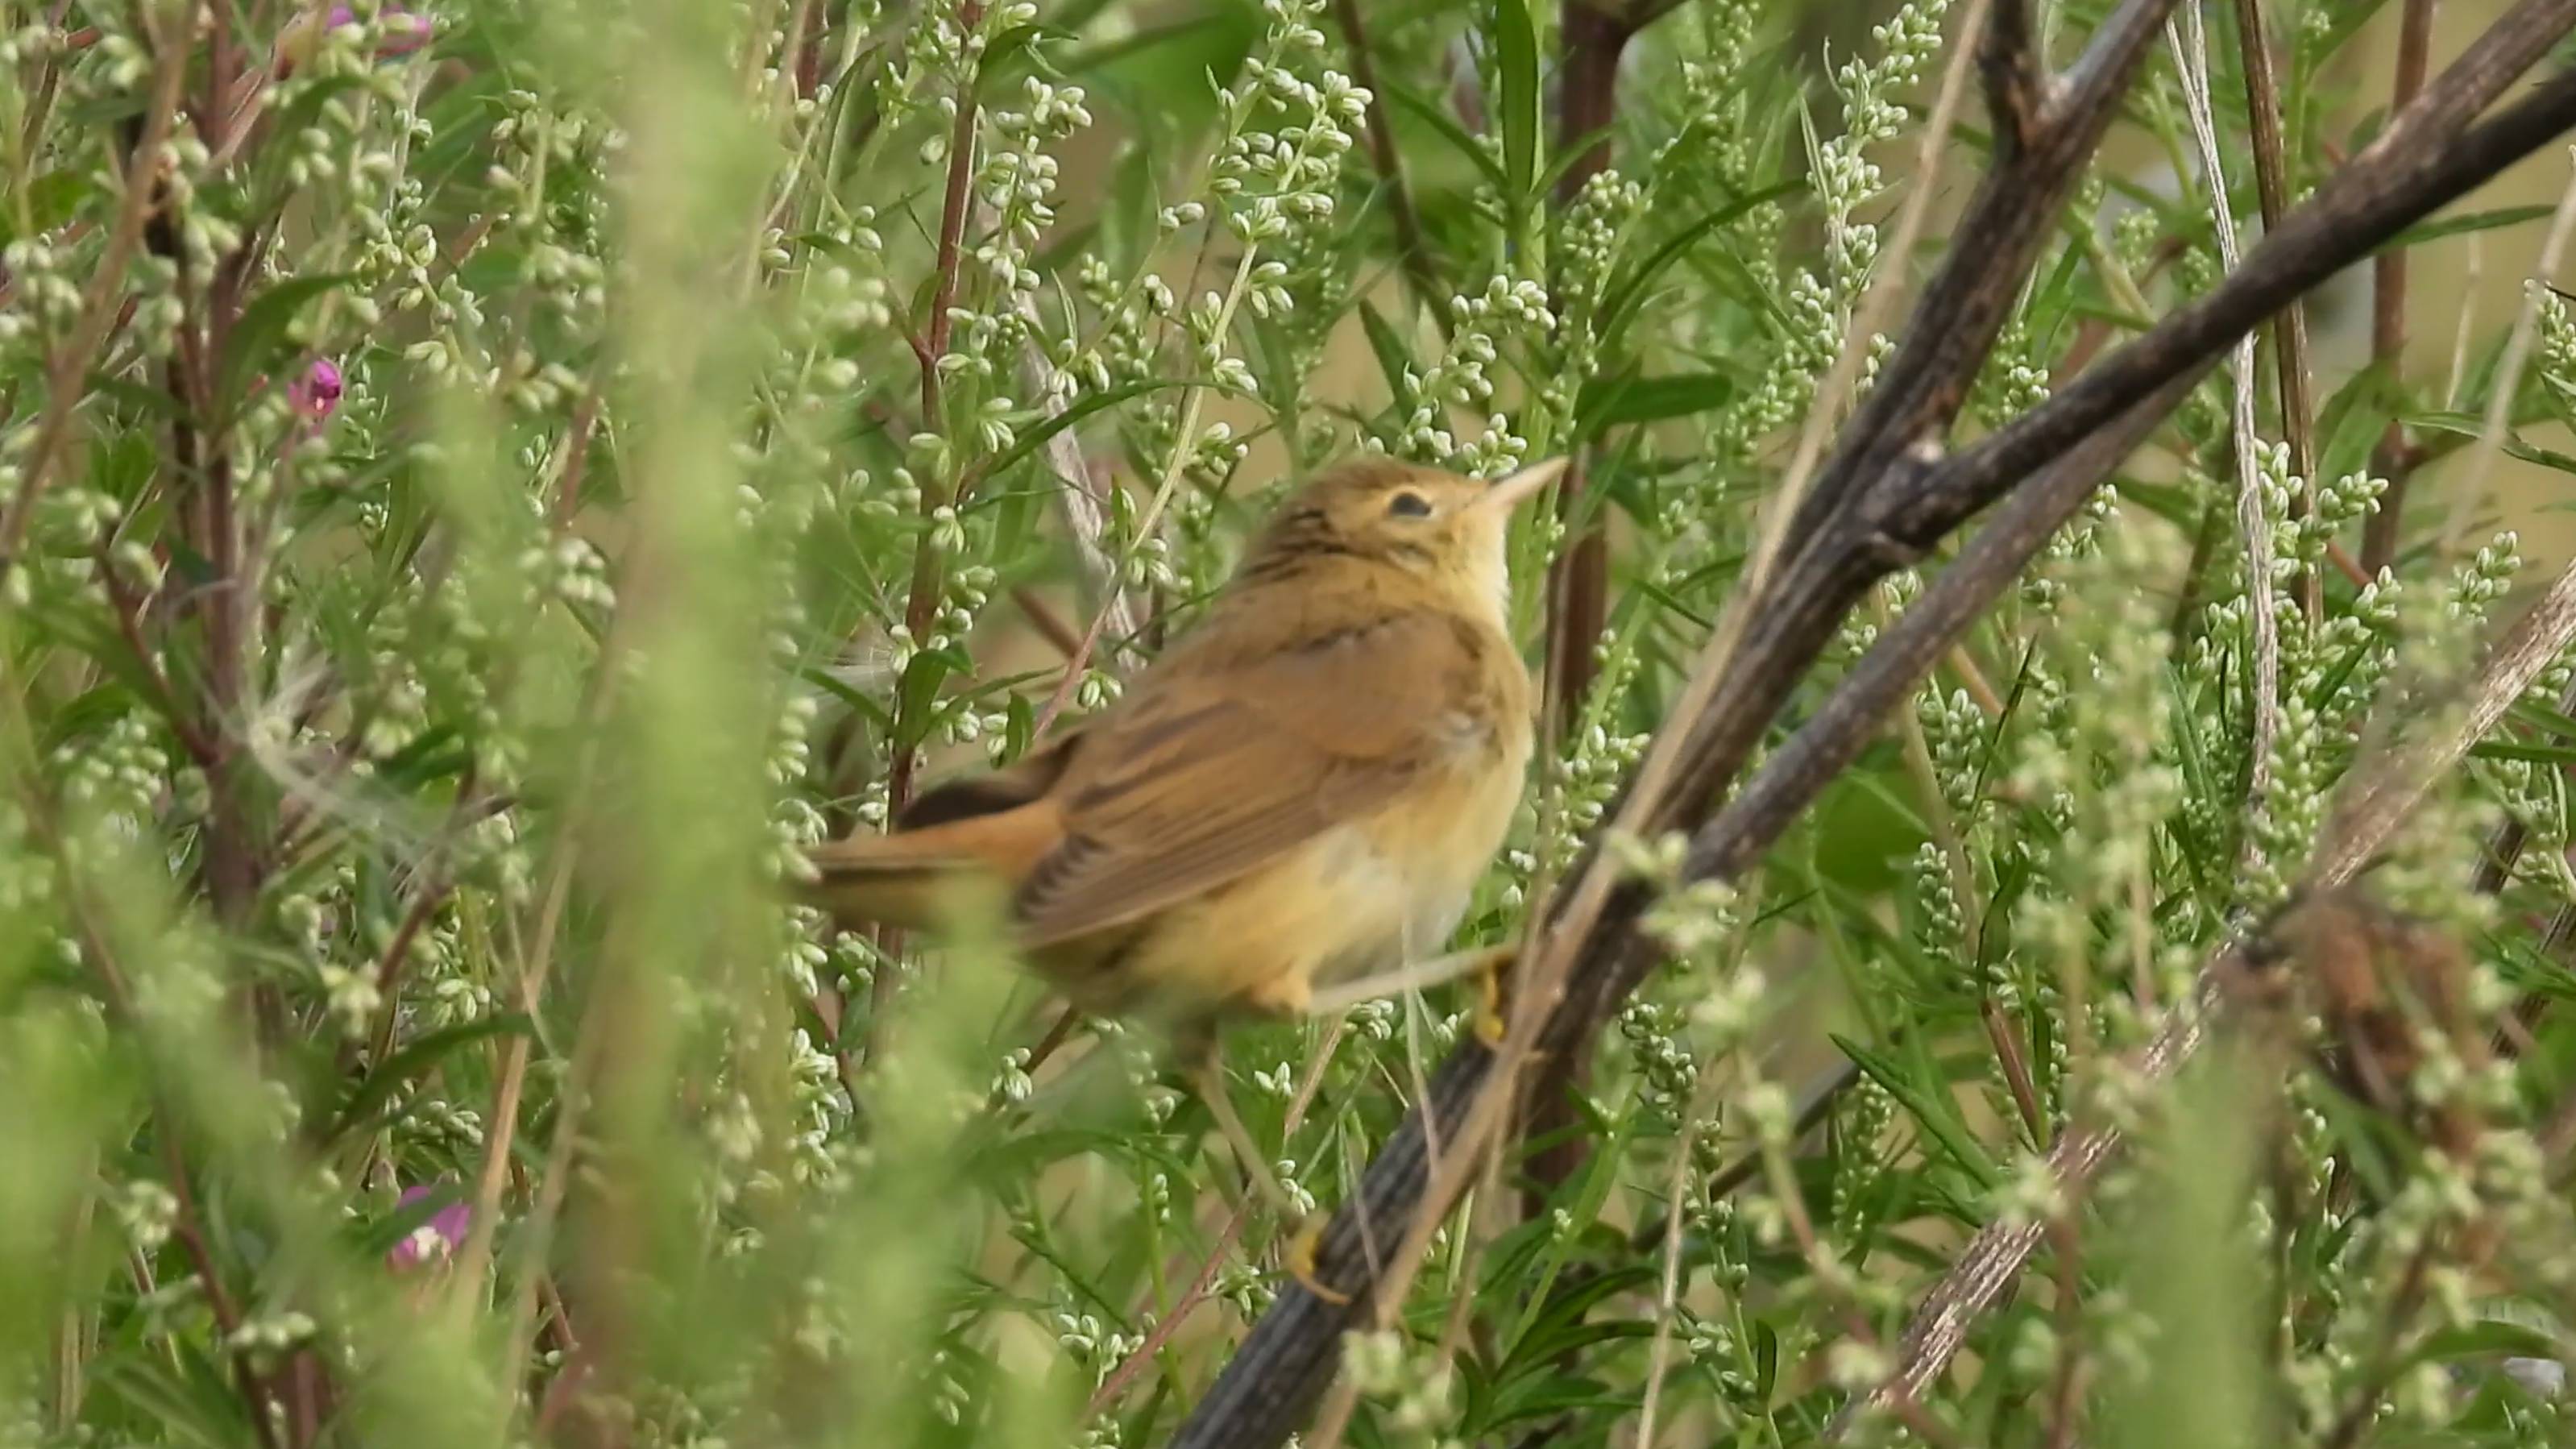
[[885, 0, 987, 823], [0, 9, 191, 582], [1010, 585, 1083, 659], [1167, 3, 2576, 1442], [2362, 0, 2441, 578], [1331, 0, 1450, 337], [93, 541, 222, 770], [2317, 1242, 2440, 1449], [1520, 0, 1639, 1221], [1539, 2, 1636, 733], [1841, 548, 2576, 1433], [1983, 0, 2043, 157], [2229, 0, 2322, 614]]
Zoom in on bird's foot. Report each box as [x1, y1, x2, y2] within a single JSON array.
[[1283, 1214, 1352, 1306], [1473, 945, 1516, 1044]]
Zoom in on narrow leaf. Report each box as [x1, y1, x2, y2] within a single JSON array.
[[1494, 0, 1541, 210]]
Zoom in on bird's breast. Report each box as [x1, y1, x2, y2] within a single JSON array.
[[1311, 715, 1529, 978]]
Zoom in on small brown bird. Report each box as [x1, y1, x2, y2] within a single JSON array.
[[806, 455, 1558, 1229]]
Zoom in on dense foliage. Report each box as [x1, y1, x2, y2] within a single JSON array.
[[6, 0, 2576, 1446]]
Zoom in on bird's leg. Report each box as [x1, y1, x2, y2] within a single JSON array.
[[1179, 1032, 1351, 1306], [1302, 944, 1520, 1037], [1475, 945, 1512, 1046]]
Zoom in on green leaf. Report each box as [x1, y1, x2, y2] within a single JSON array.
[[92, 1357, 247, 1449], [1836, 1034, 2004, 1190], [1493, 0, 1541, 212], [2469, 739, 2576, 766], [2374, 204, 2557, 256], [1381, 80, 1510, 196], [1594, 182, 1801, 355], [2308, 0, 2396, 64], [327, 1013, 535, 1141], [1577, 368, 1736, 437], [1358, 297, 1418, 407], [973, 376, 1219, 487], [2313, 362, 2400, 488], [1061, 15, 1227, 76], [218, 272, 353, 418], [85, 371, 190, 425], [1482, 1372, 1640, 1430], [0, 171, 93, 246]]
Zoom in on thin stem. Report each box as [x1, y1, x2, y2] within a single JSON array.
[[1027, 246, 1261, 744], [0, 5, 192, 579], [2228, 0, 2321, 615], [1332, 0, 1450, 336], [2362, 0, 2440, 577], [2170, 3, 2281, 824], [886, 0, 989, 820], [1170, 9, 2576, 1444]]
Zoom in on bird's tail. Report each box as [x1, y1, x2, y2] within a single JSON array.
[[799, 836, 983, 933], [795, 806, 1054, 934]]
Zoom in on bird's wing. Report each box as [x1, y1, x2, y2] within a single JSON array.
[[1012, 610, 1487, 945], [894, 726, 1087, 831]]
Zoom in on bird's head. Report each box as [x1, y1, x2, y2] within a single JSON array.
[[1241, 455, 1568, 608]]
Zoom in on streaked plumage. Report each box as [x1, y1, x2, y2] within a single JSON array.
[[804, 455, 1558, 1032]]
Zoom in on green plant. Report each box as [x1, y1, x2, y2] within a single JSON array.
[[7, 2, 2576, 1447]]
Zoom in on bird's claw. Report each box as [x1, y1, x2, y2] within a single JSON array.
[[1475, 945, 1513, 1045], [1284, 1215, 1352, 1306]]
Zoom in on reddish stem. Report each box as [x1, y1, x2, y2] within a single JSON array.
[[886, 0, 987, 824], [2361, 0, 2437, 578]]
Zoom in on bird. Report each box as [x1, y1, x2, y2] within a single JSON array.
[[803, 454, 1560, 1254]]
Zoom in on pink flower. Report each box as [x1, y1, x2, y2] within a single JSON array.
[[288, 358, 342, 421], [388, 1183, 471, 1269]]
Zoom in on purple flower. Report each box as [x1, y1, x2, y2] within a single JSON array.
[[288, 358, 342, 421], [388, 1183, 471, 1269]]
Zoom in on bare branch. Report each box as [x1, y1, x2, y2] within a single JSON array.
[[1168, 4, 2576, 1444], [1331, 0, 1450, 337], [2168, 4, 2281, 821], [0, 10, 192, 582], [2363, 0, 2443, 577], [1839, 551, 2576, 1431], [1981, 0, 2043, 157], [2228, 0, 2322, 613]]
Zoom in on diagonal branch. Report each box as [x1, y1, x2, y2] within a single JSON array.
[[1330, 0, 1450, 337], [2362, 0, 2442, 577], [2228, 0, 2322, 613], [1777, 0, 2184, 563], [1981, 0, 2043, 159], [1836, 551, 2576, 1434], [1168, 2, 2576, 1443]]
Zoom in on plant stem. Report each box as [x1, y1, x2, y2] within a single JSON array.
[[2362, 0, 2440, 577], [886, 0, 988, 822], [2228, 0, 2321, 615]]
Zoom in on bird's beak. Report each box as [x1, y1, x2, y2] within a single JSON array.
[[1475, 456, 1570, 514]]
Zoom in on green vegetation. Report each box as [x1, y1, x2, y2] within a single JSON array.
[[4, 1, 2575, 1445]]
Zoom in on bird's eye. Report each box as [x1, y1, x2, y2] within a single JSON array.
[[1386, 491, 1434, 518]]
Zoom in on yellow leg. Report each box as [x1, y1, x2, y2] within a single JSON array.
[[1300, 944, 1520, 1019], [1475, 945, 1512, 1045], [1282, 1215, 1353, 1306]]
